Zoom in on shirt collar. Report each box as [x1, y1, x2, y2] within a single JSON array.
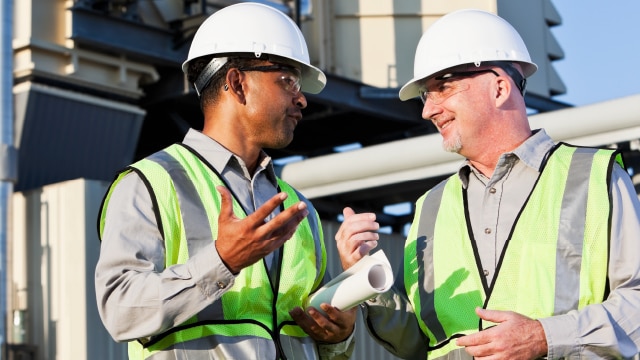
[[457, 129, 556, 187], [181, 128, 278, 185], [511, 128, 556, 170]]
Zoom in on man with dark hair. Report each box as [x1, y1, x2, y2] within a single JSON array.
[[95, 3, 356, 359]]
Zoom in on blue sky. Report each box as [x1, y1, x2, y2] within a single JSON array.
[[551, 0, 640, 106]]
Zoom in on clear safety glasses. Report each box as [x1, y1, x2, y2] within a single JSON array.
[[418, 69, 500, 104], [238, 64, 302, 95]]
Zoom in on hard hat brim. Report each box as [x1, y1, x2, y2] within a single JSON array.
[[398, 60, 538, 101], [398, 78, 422, 101], [300, 63, 326, 94]]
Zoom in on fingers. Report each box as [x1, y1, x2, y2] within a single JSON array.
[[314, 304, 357, 343], [218, 185, 305, 238], [456, 310, 547, 359], [289, 307, 311, 326], [336, 207, 380, 269], [289, 305, 356, 343], [215, 188, 309, 272], [258, 200, 309, 245], [456, 328, 490, 347], [268, 199, 308, 228], [230, 190, 309, 244], [247, 191, 289, 226], [336, 207, 379, 243], [289, 306, 331, 342], [319, 303, 357, 326], [357, 239, 378, 257]]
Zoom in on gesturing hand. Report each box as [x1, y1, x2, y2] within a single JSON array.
[[456, 308, 548, 360], [335, 207, 379, 270], [215, 186, 309, 274]]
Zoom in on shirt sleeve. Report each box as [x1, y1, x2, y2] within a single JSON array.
[[313, 211, 357, 360], [94, 172, 237, 342], [362, 280, 429, 360], [316, 325, 356, 360], [540, 164, 640, 358]]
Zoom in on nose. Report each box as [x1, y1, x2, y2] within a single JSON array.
[[295, 92, 307, 109], [421, 98, 441, 121]]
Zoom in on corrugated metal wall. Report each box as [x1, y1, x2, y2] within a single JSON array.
[[13, 83, 145, 192], [10, 179, 127, 359], [323, 220, 405, 360]]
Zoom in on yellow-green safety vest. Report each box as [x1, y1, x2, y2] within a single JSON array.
[[404, 144, 623, 359], [99, 143, 327, 359]]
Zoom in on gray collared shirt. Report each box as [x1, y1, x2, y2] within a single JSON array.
[[95, 129, 352, 358], [459, 129, 555, 284], [462, 129, 640, 358], [365, 129, 640, 359], [182, 129, 281, 270]]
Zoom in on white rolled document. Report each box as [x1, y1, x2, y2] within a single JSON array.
[[304, 250, 394, 314]]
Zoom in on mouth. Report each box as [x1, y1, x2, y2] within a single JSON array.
[[289, 113, 302, 126], [434, 118, 453, 132]]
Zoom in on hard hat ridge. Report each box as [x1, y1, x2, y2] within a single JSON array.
[[399, 8, 538, 101], [183, 2, 326, 95]]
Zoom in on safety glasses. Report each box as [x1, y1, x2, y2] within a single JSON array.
[[418, 69, 499, 104], [238, 64, 302, 95]]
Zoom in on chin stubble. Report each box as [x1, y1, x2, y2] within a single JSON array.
[[442, 133, 463, 153]]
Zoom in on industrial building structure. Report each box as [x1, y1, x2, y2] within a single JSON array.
[[1, 0, 639, 359]]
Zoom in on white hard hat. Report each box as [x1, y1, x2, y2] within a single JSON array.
[[182, 2, 326, 94], [399, 9, 538, 101]]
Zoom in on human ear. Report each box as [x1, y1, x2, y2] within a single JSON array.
[[226, 68, 247, 104], [494, 76, 511, 107]]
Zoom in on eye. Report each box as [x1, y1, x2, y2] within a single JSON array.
[[436, 81, 453, 93], [280, 74, 300, 93], [282, 75, 296, 86]]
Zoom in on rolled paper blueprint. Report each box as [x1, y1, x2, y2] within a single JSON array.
[[304, 250, 394, 314]]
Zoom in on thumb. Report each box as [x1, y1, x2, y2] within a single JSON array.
[[476, 307, 507, 324], [216, 186, 236, 222], [342, 207, 355, 219]]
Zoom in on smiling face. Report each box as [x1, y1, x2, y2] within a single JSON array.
[[419, 65, 501, 157]]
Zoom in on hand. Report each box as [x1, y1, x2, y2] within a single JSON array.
[[289, 304, 357, 343], [215, 186, 309, 274], [335, 207, 379, 270], [456, 308, 548, 360]]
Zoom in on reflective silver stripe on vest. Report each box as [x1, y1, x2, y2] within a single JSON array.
[[415, 146, 602, 351], [554, 147, 596, 314], [432, 347, 473, 360], [417, 182, 448, 343], [148, 150, 214, 256], [147, 150, 223, 321], [144, 334, 319, 360]]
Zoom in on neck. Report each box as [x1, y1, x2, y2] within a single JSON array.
[[466, 125, 532, 178], [202, 116, 261, 175]]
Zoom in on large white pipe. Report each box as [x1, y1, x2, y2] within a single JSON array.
[[530, 94, 640, 144], [282, 94, 640, 198]]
